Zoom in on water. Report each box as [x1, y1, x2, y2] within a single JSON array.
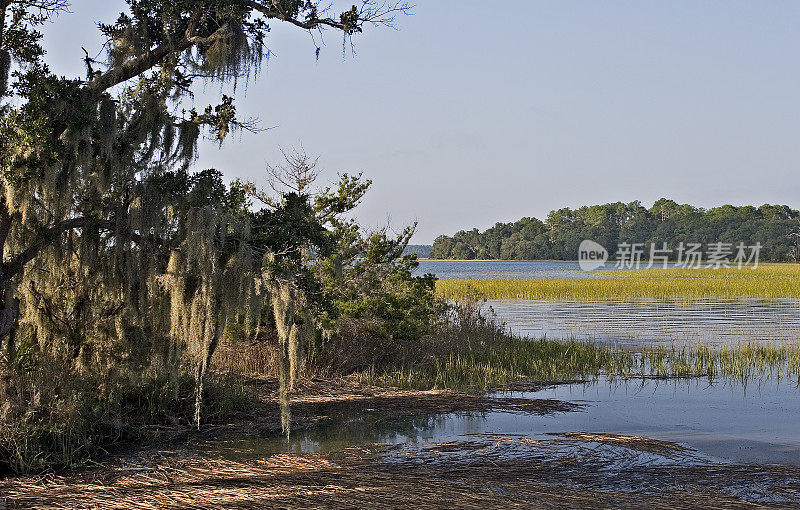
[[415, 259, 679, 279], [212, 377, 800, 467], [415, 259, 610, 279], [486, 298, 800, 346], [504, 378, 800, 466], [417, 260, 800, 346]]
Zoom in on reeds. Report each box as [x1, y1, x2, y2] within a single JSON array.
[[360, 338, 800, 391], [358, 301, 800, 390]]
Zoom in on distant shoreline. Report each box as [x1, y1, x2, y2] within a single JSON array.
[[419, 258, 584, 262], [419, 259, 798, 265]]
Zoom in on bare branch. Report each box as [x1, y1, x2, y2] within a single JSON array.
[[267, 148, 321, 195], [248, 1, 412, 33], [8, 0, 69, 18]]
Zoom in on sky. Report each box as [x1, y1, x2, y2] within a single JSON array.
[[42, 1, 800, 243]]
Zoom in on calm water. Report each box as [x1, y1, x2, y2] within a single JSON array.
[[486, 298, 800, 346], [417, 260, 800, 346], [213, 377, 800, 467], [415, 259, 609, 279]]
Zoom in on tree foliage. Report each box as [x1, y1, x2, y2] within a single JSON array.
[[0, 0, 419, 468], [430, 200, 800, 262]]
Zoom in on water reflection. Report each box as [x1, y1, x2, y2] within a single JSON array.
[[209, 377, 800, 467], [209, 411, 476, 460], [486, 298, 800, 346]]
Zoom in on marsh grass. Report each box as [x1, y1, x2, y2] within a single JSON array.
[[359, 301, 800, 390], [7, 293, 800, 475], [436, 263, 800, 300], [360, 338, 800, 391]]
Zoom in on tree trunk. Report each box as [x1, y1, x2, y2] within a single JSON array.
[[193, 308, 228, 430], [0, 284, 18, 364], [0, 191, 20, 364]]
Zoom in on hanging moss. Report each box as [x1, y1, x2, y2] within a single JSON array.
[[155, 207, 272, 429], [193, 19, 263, 89]]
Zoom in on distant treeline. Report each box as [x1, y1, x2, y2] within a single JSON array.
[[429, 199, 800, 262]]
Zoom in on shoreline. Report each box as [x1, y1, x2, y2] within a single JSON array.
[[2, 376, 798, 508]]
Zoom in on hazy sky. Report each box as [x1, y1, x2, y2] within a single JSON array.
[[43, 1, 800, 243]]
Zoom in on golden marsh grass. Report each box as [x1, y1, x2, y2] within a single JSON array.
[[436, 263, 800, 301]]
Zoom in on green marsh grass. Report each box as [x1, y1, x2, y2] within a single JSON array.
[[361, 338, 800, 391], [357, 301, 800, 391], [436, 263, 800, 301]]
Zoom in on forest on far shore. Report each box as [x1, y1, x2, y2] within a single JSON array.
[[429, 199, 800, 262]]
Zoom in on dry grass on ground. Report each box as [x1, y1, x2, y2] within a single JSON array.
[[3, 378, 798, 508], [3, 436, 797, 509]]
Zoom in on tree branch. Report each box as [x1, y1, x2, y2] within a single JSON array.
[[5, 216, 95, 277], [8, 0, 68, 13], [247, 1, 412, 33], [0, 194, 20, 255], [86, 2, 410, 97], [4, 213, 178, 278], [86, 40, 189, 97], [0, 1, 8, 41]]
